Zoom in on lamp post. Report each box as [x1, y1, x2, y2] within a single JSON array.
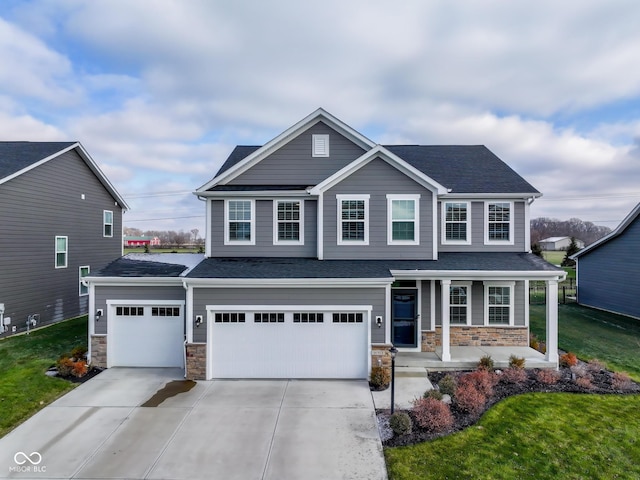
[[389, 345, 398, 414]]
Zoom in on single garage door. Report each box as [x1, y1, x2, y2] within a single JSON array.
[[109, 305, 184, 367], [208, 307, 370, 379]]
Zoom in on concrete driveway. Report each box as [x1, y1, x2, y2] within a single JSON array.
[[0, 368, 387, 480]]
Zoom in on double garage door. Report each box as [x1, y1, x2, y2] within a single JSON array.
[[208, 307, 370, 379]]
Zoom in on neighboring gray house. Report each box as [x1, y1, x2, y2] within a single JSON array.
[[539, 236, 585, 251], [87, 109, 565, 379], [571, 203, 640, 319], [0, 142, 128, 335]]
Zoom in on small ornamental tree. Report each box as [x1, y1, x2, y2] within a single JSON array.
[[531, 243, 543, 257], [561, 237, 580, 267]]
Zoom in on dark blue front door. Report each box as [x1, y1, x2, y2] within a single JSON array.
[[392, 290, 417, 348]]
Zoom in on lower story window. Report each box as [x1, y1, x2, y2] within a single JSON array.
[[116, 306, 144, 316], [450, 285, 469, 324], [293, 312, 324, 323], [215, 313, 245, 323], [333, 312, 363, 323], [254, 312, 285, 323], [485, 284, 513, 325], [152, 307, 180, 316]]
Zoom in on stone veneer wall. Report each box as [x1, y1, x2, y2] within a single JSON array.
[[186, 343, 207, 380], [90, 335, 107, 368], [371, 343, 393, 377], [421, 327, 528, 352]]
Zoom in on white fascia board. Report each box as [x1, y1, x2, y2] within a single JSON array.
[[441, 192, 542, 200], [390, 269, 567, 281], [195, 190, 312, 198], [196, 108, 377, 192], [185, 277, 393, 288], [84, 276, 185, 287], [205, 304, 373, 312], [0, 144, 77, 186], [309, 146, 448, 195]]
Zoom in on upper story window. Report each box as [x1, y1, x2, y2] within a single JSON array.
[[79, 266, 90, 296], [337, 195, 369, 245], [55, 236, 68, 269], [484, 282, 514, 326], [485, 201, 514, 244], [443, 201, 470, 245], [103, 210, 113, 237], [450, 283, 471, 325], [225, 199, 255, 245], [312, 134, 329, 157], [387, 195, 420, 245], [274, 200, 304, 245]]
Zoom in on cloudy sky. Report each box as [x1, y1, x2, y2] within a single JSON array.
[[2, 0, 639, 234]]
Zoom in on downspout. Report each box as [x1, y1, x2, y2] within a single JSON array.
[[182, 279, 192, 378]]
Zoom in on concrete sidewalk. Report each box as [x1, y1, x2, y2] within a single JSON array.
[[371, 367, 433, 411]]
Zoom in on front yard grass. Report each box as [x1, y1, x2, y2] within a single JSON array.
[[385, 393, 640, 480], [530, 303, 640, 381], [0, 316, 87, 437]]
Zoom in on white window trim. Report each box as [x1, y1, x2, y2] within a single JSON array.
[[442, 201, 471, 245], [484, 201, 514, 245], [312, 134, 330, 157], [387, 194, 420, 245], [224, 199, 256, 245], [336, 194, 369, 246], [273, 199, 304, 245], [103, 210, 113, 238], [450, 281, 472, 326], [483, 281, 515, 326], [55, 236, 68, 269], [79, 265, 90, 296]]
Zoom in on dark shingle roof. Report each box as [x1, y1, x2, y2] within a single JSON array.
[[0, 142, 76, 180], [95, 258, 189, 277], [215, 145, 260, 177]]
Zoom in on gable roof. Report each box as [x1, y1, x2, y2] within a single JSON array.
[[540, 236, 571, 243], [0, 141, 129, 210], [571, 202, 640, 259]]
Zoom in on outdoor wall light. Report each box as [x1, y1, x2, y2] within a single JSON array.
[[375, 316, 383, 328], [95, 309, 103, 321], [195, 315, 203, 327]]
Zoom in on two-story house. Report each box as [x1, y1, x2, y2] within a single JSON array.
[[0, 142, 128, 335], [87, 109, 564, 379]]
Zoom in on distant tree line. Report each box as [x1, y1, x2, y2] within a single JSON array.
[[124, 227, 204, 247], [530, 217, 611, 247]]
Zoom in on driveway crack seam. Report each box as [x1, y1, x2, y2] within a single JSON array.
[[261, 380, 288, 480]]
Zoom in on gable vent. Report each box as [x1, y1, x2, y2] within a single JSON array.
[[312, 134, 330, 157]]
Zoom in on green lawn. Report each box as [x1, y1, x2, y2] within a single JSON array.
[[385, 393, 640, 480], [542, 250, 565, 265], [530, 303, 640, 381], [0, 316, 87, 437]]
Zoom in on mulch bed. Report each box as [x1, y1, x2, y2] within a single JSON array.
[[379, 361, 640, 447], [47, 366, 104, 383]]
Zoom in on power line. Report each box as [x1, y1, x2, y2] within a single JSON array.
[[124, 215, 204, 222]]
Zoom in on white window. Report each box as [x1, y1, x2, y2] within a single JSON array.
[[79, 266, 90, 296], [312, 134, 329, 157], [273, 200, 304, 245], [55, 236, 68, 268], [225, 199, 255, 245], [450, 283, 471, 325], [484, 282, 515, 326], [103, 210, 113, 237], [337, 195, 369, 245], [387, 195, 420, 245], [485, 201, 514, 244], [442, 201, 470, 244]]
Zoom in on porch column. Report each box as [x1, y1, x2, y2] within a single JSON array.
[[441, 279, 451, 361], [545, 279, 559, 364]]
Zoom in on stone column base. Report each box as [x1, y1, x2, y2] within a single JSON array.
[[91, 335, 107, 368], [186, 343, 207, 380]]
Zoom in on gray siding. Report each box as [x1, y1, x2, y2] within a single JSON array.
[[577, 218, 640, 319], [438, 201, 527, 252], [0, 150, 123, 334], [228, 122, 366, 186], [192, 287, 386, 343], [420, 280, 431, 330], [93, 285, 186, 335], [324, 157, 435, 260], [210, 199, 317, 257]]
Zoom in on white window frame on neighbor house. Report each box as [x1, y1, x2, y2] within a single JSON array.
[[442, 201, 471, 245], [485, 201, 514, 245], [79, 266, 90, 296], [103, 210, 113, 237], [450, 281, 472, 325], [337, 194, 369, 245], [55, 236, 68, 269], [312, 134, 330, 157], [483, 281, 515, 326], [224, 199, 256, 245], [387, 194, 420, 245], [273, 199, 304, 245]]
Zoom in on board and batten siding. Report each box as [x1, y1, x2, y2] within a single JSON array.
[[209, 199, 317, 257], [577, 218, 640, 319], [93, 285, 186, 335], [191, 287, 386, 343], [0, 149, 123, 334], [227, 122, 366, 186], [323, 157, 434, 260]]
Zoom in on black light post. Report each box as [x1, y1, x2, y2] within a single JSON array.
[[389, 345, 398, 414]]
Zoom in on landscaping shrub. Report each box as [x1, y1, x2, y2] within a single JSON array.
[[576, 376, 594, 390], [56, 357, 74, 377], [612, 372, 632, 390], [72, 361, 88, 378], [508, 355, 526, 369], [529, 333, 540, 351], [536, 369, 561, 385], [458, 369, 495, 398], [438, 374, 457, 397], [424, 389, 443, 400], [478, 354, 494, 371], [369, 366, 390, 389], [70, 345, 88, 360], [560, 352, 578, 367], [454, 383, 485, 415], [500, 367, 528, 384], [412, 397, 454, 432], [389, 412, 412, 436], [586, 359, 606, 373]]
